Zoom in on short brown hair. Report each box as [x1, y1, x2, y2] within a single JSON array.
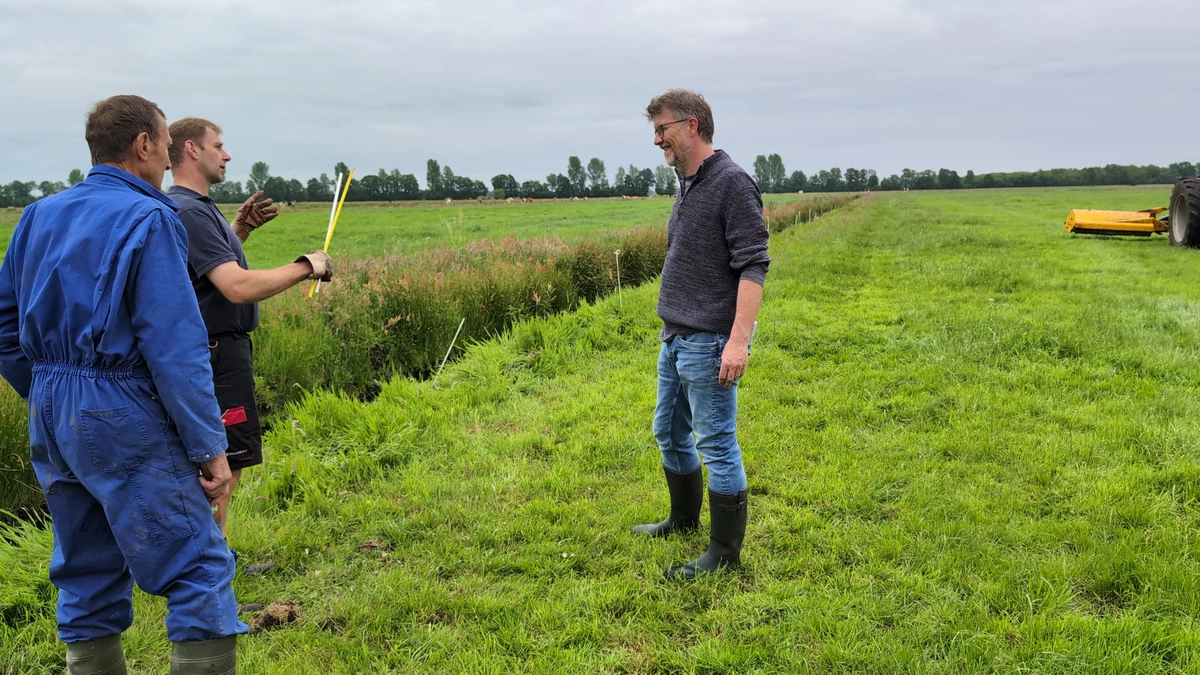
[[85, 95, 166, 166], [168, 117, 222, 166], [645, 89, 714, 143]]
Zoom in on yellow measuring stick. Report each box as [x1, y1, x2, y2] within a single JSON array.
[[309, 168, 354, 297]]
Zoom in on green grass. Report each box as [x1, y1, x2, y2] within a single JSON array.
[[7, 186, 1200, 672], [0, 198, 677, 270], [0, 193, 832, 269]]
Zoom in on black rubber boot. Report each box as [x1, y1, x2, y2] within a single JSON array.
[[632, 466, 703, 538], [170, 635, 237, 675], [65, 634, 127, 675], [665, 489, 748, 580]]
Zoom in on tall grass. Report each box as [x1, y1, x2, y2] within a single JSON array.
[[0, 387, 35, 515]]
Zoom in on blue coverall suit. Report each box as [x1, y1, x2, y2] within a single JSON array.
[[0, 165, 249, 643]]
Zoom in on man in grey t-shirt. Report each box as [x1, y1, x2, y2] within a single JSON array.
[[632, 89, 770, 580]]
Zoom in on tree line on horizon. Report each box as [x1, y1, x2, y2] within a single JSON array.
[[3, 158, 1197, 207]]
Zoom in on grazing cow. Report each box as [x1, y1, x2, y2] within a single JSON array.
[[477, 197, 483, 204], [445, 197, 453, 203], [286, 200, 295, 207], [570, 196, 579, 202], [584, 197, 589, 201], [524, 197, 534, 204], [506, 197, 514, 204]]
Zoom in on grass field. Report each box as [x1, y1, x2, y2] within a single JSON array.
[[2, 198, 682, 270], [0, 194, 813, 270], [6, 185, 1200, 673]]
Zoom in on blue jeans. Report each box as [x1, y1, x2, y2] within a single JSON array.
[[653, 332, 748, 495]]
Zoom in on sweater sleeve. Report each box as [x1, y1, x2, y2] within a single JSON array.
[[723, 176, 770, 286]]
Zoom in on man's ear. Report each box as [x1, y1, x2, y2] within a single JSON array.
[[133, 131, 152, 161]]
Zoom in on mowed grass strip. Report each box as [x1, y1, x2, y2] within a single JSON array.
[[6, 186, 1200, 673]]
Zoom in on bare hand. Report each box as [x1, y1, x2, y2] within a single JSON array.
[[232, 190, 278, 239], [199, 454, 234, 506], [719, 339, 749, 388]]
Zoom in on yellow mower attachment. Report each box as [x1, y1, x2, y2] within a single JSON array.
[[1064, 207, 1168, 237]]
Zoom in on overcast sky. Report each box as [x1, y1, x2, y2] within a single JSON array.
[[1, 0, 1197, 187]]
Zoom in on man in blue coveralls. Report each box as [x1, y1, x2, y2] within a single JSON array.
[[0, 95, 247, 674]]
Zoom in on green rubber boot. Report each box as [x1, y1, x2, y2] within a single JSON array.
[[170, 635, 237, 675], [65, 634, 127, 675]]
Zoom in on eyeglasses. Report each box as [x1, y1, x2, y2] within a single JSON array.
[[654, 118, 691, 138]]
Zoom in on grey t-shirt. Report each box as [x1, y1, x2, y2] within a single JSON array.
[[167, 186, 259, 336]]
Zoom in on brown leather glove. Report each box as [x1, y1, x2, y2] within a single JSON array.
[[232, 190, 278, 240], [296, 250, 333, 281]]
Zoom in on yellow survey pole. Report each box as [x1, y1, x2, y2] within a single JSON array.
[[309, 168, 354, 297]]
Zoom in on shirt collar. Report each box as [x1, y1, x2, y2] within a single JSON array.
[[676, 149, 728, 183], [165, 184, 212, 204], [87, 165, 179, 211]]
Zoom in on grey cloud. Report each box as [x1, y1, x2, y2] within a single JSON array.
[[1, 0, 1197, 186]]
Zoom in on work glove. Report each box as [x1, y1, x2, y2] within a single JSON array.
[[296, 250, 333, 281], [232, 190, 278, 240]]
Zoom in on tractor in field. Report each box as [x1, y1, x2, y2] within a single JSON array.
[[1065, 178, 1200, 246]]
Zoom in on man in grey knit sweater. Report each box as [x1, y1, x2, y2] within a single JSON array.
[[633, 89, 770, 579]]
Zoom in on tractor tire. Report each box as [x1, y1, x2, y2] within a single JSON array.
[[1169, 178, 1200, 247]]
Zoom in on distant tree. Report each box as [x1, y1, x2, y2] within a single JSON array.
[[426, 159, 443, 198], [866, 170, 879, 190], [210, 181, 246, 203], [635, 167, 656, 196], [827, 168, 845, 192], [307, 177, 329, 202], [938, 168, 962, 189], [261, 175, 290, 202], [520, 180, 551, 199], [782, 170, 807, 193], [546, 173, 571, 197], [67, 169, 84, 186], [614, 167, 626, 194], [567, 156, 586, 196], [358, 174, 382, 201], [37, 181, 65, 197], [248, 162, 271, 194], [491, 174, 519, 195], [766, 154, 786, 193], [913, 170, 937, 190], [1170, 162, 1198, 180], [586, 158, 609, 194], [396, 173, 421, 200], [654, 165, 678, 196], [752, 155, 770, 191], [844, 168, 865, 192], [963, 170, 976, 189]]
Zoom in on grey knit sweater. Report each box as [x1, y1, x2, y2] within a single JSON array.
[[658, 150, 770, 338]]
